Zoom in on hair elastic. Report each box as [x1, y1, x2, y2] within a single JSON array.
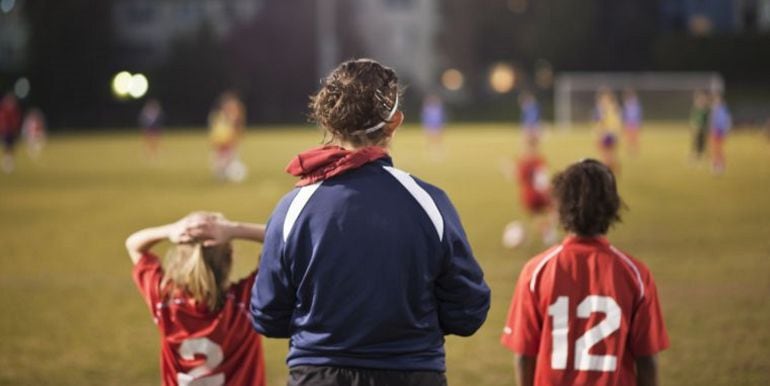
[[353, 94, 399, 135]]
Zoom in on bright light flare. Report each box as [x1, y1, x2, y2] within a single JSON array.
[[112, 71, 133, 98], [14, 77, 30, 99], [112, 71, 149, 99], [128, 73, 149, 99], [441, 69, 464, 91], [0, 0, 15, 14], [489, 63, 516, 94]]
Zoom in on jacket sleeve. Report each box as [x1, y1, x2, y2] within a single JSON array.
[[432, 191, 491, 336], [250, 194, 297, 338]]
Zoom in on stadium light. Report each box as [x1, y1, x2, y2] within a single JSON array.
[[112, 71, 149, 100], [489, 63, 516, 94], [0, 0, 15, 14], [128, 73, 149, 99], [112, 71, 133, 99], [13, 77, 30, 99], [441, 69, 464, 91]]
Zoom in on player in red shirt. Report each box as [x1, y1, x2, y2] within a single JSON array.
[[126, 212, 267, 386], [517, 136, 550, 215], [501, 159, 669, 386], [504, 135, 557, 248], [0, 93, 22, 173]]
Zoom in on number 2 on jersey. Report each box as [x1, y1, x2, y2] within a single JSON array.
[[547, 295, 621, 372], [177, 337, 225, 386]]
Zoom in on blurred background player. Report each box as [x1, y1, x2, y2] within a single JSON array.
[[501, 159, 669, 386], [0, 93, 22, 173], [622, 89, 642, 157], [519, 91, 541, 141], [503, 135, 557, 249], [421, 94, 446, 159], [208, 91, 247, 182], [709, 92, 732, 174], [21, 108, 46, 160], [138, 98, 164, 159], [594, 89, 622, 174], [689, 90, 710, 163], [125, 211, 267, 386]]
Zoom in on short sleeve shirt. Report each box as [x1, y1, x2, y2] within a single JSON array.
[[133, 253, 266, 386], [501, 237, 669, 386]]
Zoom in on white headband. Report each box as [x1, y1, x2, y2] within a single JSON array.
[[353, 94, 399, 135]]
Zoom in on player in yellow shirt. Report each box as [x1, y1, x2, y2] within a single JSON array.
[[209, 92, 247, 182], [594, 89, 622, 174]]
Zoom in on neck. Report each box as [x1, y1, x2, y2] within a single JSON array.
[[332, 138, 388, 150], [569, 232, 605, 239]]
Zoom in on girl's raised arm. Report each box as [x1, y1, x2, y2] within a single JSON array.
[[184, 216, 266, 246], [125, 215, 196, 264]]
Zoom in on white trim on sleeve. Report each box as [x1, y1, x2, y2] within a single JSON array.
[[610, 245, 645, 299], [282, 182, 322, 242], [382, 166, 444, 241], [529, 245, 564, 293]]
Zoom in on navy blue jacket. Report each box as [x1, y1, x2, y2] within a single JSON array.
[[250, 157, 490, 371]]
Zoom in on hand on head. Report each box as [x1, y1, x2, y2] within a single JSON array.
[[170, 212, 229, 246]]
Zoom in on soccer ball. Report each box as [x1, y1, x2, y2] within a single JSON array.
[[225, 159, 248, 183], [502, 221, 526, 249]]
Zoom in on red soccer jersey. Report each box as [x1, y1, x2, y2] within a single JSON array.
[[0, 102, 21, 135], [133, 253, 266, 386], [501, 236, 669, 386], [517, 154, 550, 213]]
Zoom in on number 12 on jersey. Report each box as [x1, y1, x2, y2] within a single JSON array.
[[547, 295, 621, 372]]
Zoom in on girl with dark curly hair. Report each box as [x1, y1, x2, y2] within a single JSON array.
[[502, 159, 669, 386]]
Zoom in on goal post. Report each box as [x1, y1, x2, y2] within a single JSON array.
[[554, 72, 725, 129]]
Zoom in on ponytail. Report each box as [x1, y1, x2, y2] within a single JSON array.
[[162, 243, 233, 312]]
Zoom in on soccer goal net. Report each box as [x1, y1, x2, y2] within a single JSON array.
[[554, 72, 724, 128]]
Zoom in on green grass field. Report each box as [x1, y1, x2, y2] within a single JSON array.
[[1, 124, 768, 385]]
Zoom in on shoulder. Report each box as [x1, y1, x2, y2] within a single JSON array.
[[266, 186, 313, 242], [520, 244, 564, 286], [275, 187, 302, 210], [607, 244, 655, 298], [379, 165, 450, 208], [229, 271, 257, 301], [412, 174, 448, 201], [232, 270, 257, 289], [380, 166, 451, 241], [134, 252, 162, 272], [517, 244, 564, 292], [269, 186, 306, 224], [608, 245, 652, 277]]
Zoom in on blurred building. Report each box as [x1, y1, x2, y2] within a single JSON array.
[[0, 0, 29, 72], [14, 0, 766, 127], [339, 0, 439, 93], [660, 0, 770, 34], [111, 0, 444, 119], [112, 0, 264, 68], [111, 0, 440, 91]]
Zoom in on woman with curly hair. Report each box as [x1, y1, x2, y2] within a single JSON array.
[[237, 59, 491, 386]]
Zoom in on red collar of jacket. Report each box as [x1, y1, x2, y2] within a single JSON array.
[[286, 145, 389, 187]]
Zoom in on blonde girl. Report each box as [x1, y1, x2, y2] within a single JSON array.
[[126, 212, 266, 386]]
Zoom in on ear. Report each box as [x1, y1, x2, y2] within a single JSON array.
[[383, 111, 403, 138]]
